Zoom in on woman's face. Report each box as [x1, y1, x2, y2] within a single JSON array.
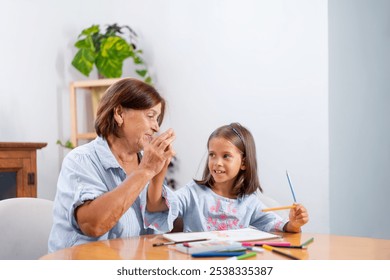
[[120, 103, 162, 150]]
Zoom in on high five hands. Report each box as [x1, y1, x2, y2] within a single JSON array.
[[140, 128, 176, 177]]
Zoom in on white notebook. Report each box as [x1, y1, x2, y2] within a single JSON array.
[[173, 240, 244, 254], [162, 227, 280, 243]]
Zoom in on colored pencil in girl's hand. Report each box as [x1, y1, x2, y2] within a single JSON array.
[[262, 205, 296, 212]]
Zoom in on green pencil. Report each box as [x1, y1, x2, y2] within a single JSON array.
[[301, 237, 314, 248], [226, 252, 257, 260]]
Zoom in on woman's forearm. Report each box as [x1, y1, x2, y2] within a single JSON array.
[[76, 168, 154, 237]]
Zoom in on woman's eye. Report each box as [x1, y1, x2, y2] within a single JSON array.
[[148, 115, 159, 122], [223, 154, 231, 159]]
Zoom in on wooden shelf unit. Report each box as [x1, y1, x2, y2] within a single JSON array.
[[70, 78, 121, 146], [0, 142, 47, 199]]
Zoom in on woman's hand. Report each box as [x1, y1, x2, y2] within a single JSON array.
[[139, 128, 176, 177]]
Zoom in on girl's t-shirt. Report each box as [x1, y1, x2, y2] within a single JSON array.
[[173, 180, 287, 233]]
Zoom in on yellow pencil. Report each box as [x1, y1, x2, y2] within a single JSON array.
[[262, 244, 301, 260], [262, 205, 296, 212]]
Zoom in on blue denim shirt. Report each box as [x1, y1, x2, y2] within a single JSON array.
[[48, 136, 175, 253]]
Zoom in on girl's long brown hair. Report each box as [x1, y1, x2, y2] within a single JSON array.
[[194, 122, 262, 197]]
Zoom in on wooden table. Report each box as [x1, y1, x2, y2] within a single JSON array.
[[40, 232, 390, 260]]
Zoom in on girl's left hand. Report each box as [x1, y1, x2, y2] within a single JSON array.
[[288, 203, 309, 230]]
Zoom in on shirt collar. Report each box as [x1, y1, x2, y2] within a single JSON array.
[[93, 136, 121, 170]]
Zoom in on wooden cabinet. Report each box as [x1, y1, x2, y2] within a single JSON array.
[[70, 78, 121, 146], [0, 142, 47, 199]]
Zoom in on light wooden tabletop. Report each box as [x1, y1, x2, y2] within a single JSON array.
[[40, 232, 390, 260]]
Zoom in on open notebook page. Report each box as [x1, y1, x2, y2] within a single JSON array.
[[162, 227, 281, 243]]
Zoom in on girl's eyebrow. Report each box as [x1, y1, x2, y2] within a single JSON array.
[[208, 150, 233, 154]]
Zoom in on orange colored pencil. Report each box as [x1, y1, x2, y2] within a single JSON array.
[[262, 205, 296, 212]]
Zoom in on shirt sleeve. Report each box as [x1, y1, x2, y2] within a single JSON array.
[[174, 183, 193, 217], [249, 196, 288, 232], [59, 151, 108, 233], [141, 184, 179, 233]]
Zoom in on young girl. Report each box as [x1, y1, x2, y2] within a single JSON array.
[[147, 123, 309, 233]]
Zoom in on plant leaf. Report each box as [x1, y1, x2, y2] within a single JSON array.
[[71, 48, 96, 76], [95, 36, 133, 77], [56, 139, 75, 149], [80, 24, 100, 37], [144, 76, 152, 85], [135, 69, 147, 77], [75, 38, 92, 49], [100, 37, 132, 59], [95, 55, 123, 78], [133, 55, 144, 65]]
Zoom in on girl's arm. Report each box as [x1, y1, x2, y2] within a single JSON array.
[[146, 159, 170, 212], [146, 142, 175, 212]]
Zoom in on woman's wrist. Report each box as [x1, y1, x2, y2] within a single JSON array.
[[136, 165, 157, 179]]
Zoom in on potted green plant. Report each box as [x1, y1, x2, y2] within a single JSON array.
[[58, 23, 154, 150], [71, 23, 152, 84]]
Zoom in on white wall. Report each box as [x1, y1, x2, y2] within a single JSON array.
[[329, 0, 390, 239], [151, 1, 329, 235], [0, 0, 328, 234]]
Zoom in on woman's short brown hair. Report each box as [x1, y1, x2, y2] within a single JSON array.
[[95, 78, 165, 138]]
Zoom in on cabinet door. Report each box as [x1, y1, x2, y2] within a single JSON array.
[[0, 157, 35, 199]]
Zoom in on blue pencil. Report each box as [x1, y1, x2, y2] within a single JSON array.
[[191, 251, 246, 258], [286, 170, 297, 203]]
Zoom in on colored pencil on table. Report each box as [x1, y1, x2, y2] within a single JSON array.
[[192, 251, 246, 258], [265, 238, 313, 249], [262, 244, 301, 260], [226, 252, 257, 260], [300, 237, 314, 247], [152, 238, 209, 247], [242, 241, 291, 247]]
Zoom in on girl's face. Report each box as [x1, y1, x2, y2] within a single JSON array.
[[208, 137, 245, 189]]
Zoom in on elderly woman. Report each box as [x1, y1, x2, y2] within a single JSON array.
[[48, 78, 176, 253]]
